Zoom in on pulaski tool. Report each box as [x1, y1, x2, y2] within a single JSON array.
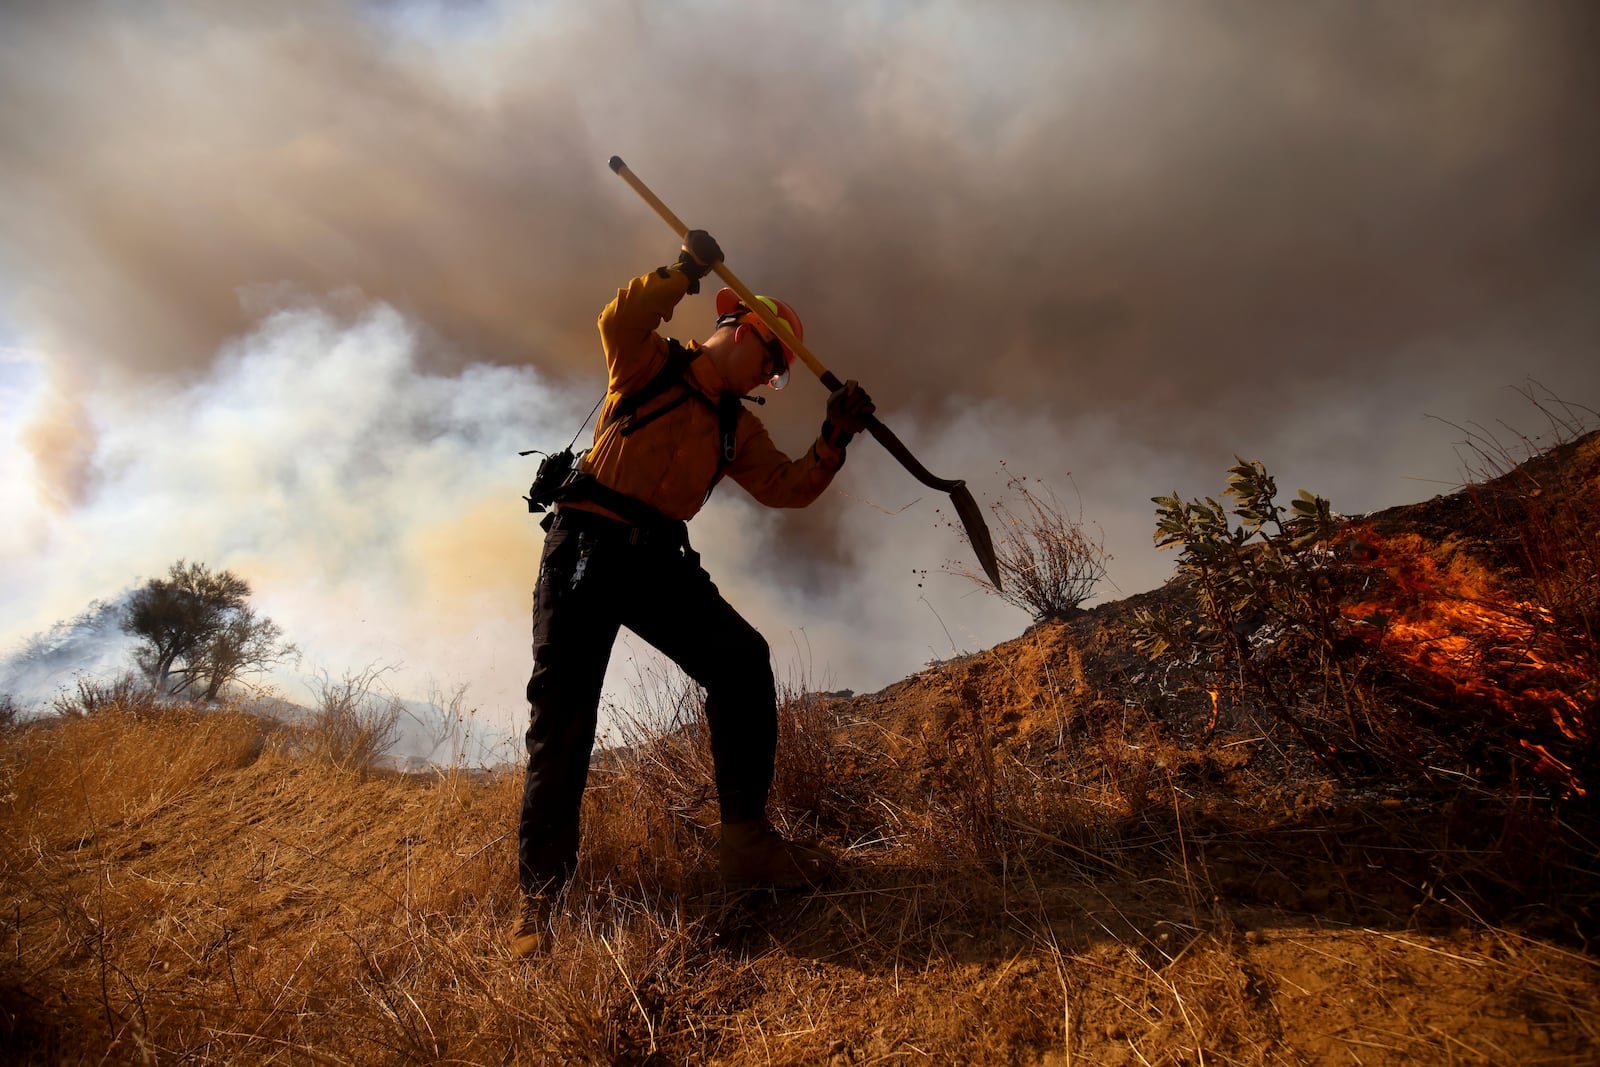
[[609, 155, 1002, 590]]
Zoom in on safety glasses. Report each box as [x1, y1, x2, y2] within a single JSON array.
[[757, 332, 787, 382], [718, 310, 792, 389]]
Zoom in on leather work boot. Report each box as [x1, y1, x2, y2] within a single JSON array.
[[719, 819, 837, 890], [509, 895, 554, 959]]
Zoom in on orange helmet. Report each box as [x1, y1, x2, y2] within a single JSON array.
[[715, 287, 803, 389]]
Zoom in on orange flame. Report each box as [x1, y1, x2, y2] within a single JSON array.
[[1343, 528, 1592, 795]]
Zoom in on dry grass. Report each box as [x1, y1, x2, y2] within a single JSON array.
[[8, 396, 1598, 1064], [10, 408, 1600, 1064], [1, 678, 1596, 1065]]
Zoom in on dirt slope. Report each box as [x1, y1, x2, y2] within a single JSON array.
[[2, 432, 1598, 1064]]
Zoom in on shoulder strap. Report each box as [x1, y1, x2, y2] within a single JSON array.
[[602, 338, 702, 439], [559, 338, 751, 513]]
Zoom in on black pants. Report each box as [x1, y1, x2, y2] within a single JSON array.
[[518, 509, 777, 896]]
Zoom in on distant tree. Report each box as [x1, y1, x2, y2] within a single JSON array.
[[188, 605, 297, 701], [122, 560, 296, 699]]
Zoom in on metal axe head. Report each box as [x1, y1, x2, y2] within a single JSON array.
[[950, 481, 1002, 590]]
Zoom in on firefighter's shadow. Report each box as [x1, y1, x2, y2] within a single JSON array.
[[679, 860, 1109, 973], [677, 801, 1597, 975]]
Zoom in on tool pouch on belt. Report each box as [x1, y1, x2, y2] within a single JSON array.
[[524, 448, 579, 514]]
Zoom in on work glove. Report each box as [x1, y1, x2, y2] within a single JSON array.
[[675, 229, 723, 294], [823, 380, 875, 449]]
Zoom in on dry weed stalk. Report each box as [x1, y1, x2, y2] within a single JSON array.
[[289, 664, 405, 775], [50, 673, 148, 718], [948, 469, 1110, 621]]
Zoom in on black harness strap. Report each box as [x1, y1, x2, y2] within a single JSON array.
[[554, 473, 687, 545], [554, 338, 747, 526], [604, 338, 699, 439]]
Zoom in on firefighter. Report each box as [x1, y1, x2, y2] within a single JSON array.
[[513, 229, 874, 957]]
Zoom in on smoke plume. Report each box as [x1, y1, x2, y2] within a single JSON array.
[[3, 1, 1597, 744]]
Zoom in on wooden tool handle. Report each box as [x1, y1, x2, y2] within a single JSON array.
[[609, 156, 831, 383]]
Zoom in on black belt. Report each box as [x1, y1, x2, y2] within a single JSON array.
[[551, 505, 689, 550]]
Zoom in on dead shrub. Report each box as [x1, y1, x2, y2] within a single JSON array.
[[770, 682, 834, 826], [298, 665, 404, 774], [581, 655, 851, 896], [49, 673, 150, 718], [586, 666, 716, 896], [771, 662, 861, 833], [405, 679, 478, 769], [949, 469, 1109, 621]]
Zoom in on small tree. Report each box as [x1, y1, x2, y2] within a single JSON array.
[[949, 471, 1109, 621], [122, 560, 296, 699], [1127, 458, 1353, 757], [188, 606, 296, 701]]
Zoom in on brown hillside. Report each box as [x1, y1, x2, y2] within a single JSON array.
[[2, 432, 1598, 1065]]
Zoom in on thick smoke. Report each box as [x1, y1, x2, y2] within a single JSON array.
[[3, 1, 1598, 743], [0, 596, 138, 707], [0, 298, 1022, 747], [2, 301, 566, 738]]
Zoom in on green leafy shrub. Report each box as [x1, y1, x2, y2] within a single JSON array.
[[1129, 440, 1598, 796], [1128, 459, 1386, 765]]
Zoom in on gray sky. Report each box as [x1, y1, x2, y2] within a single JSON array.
[[3, 1, 1597, 745]]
